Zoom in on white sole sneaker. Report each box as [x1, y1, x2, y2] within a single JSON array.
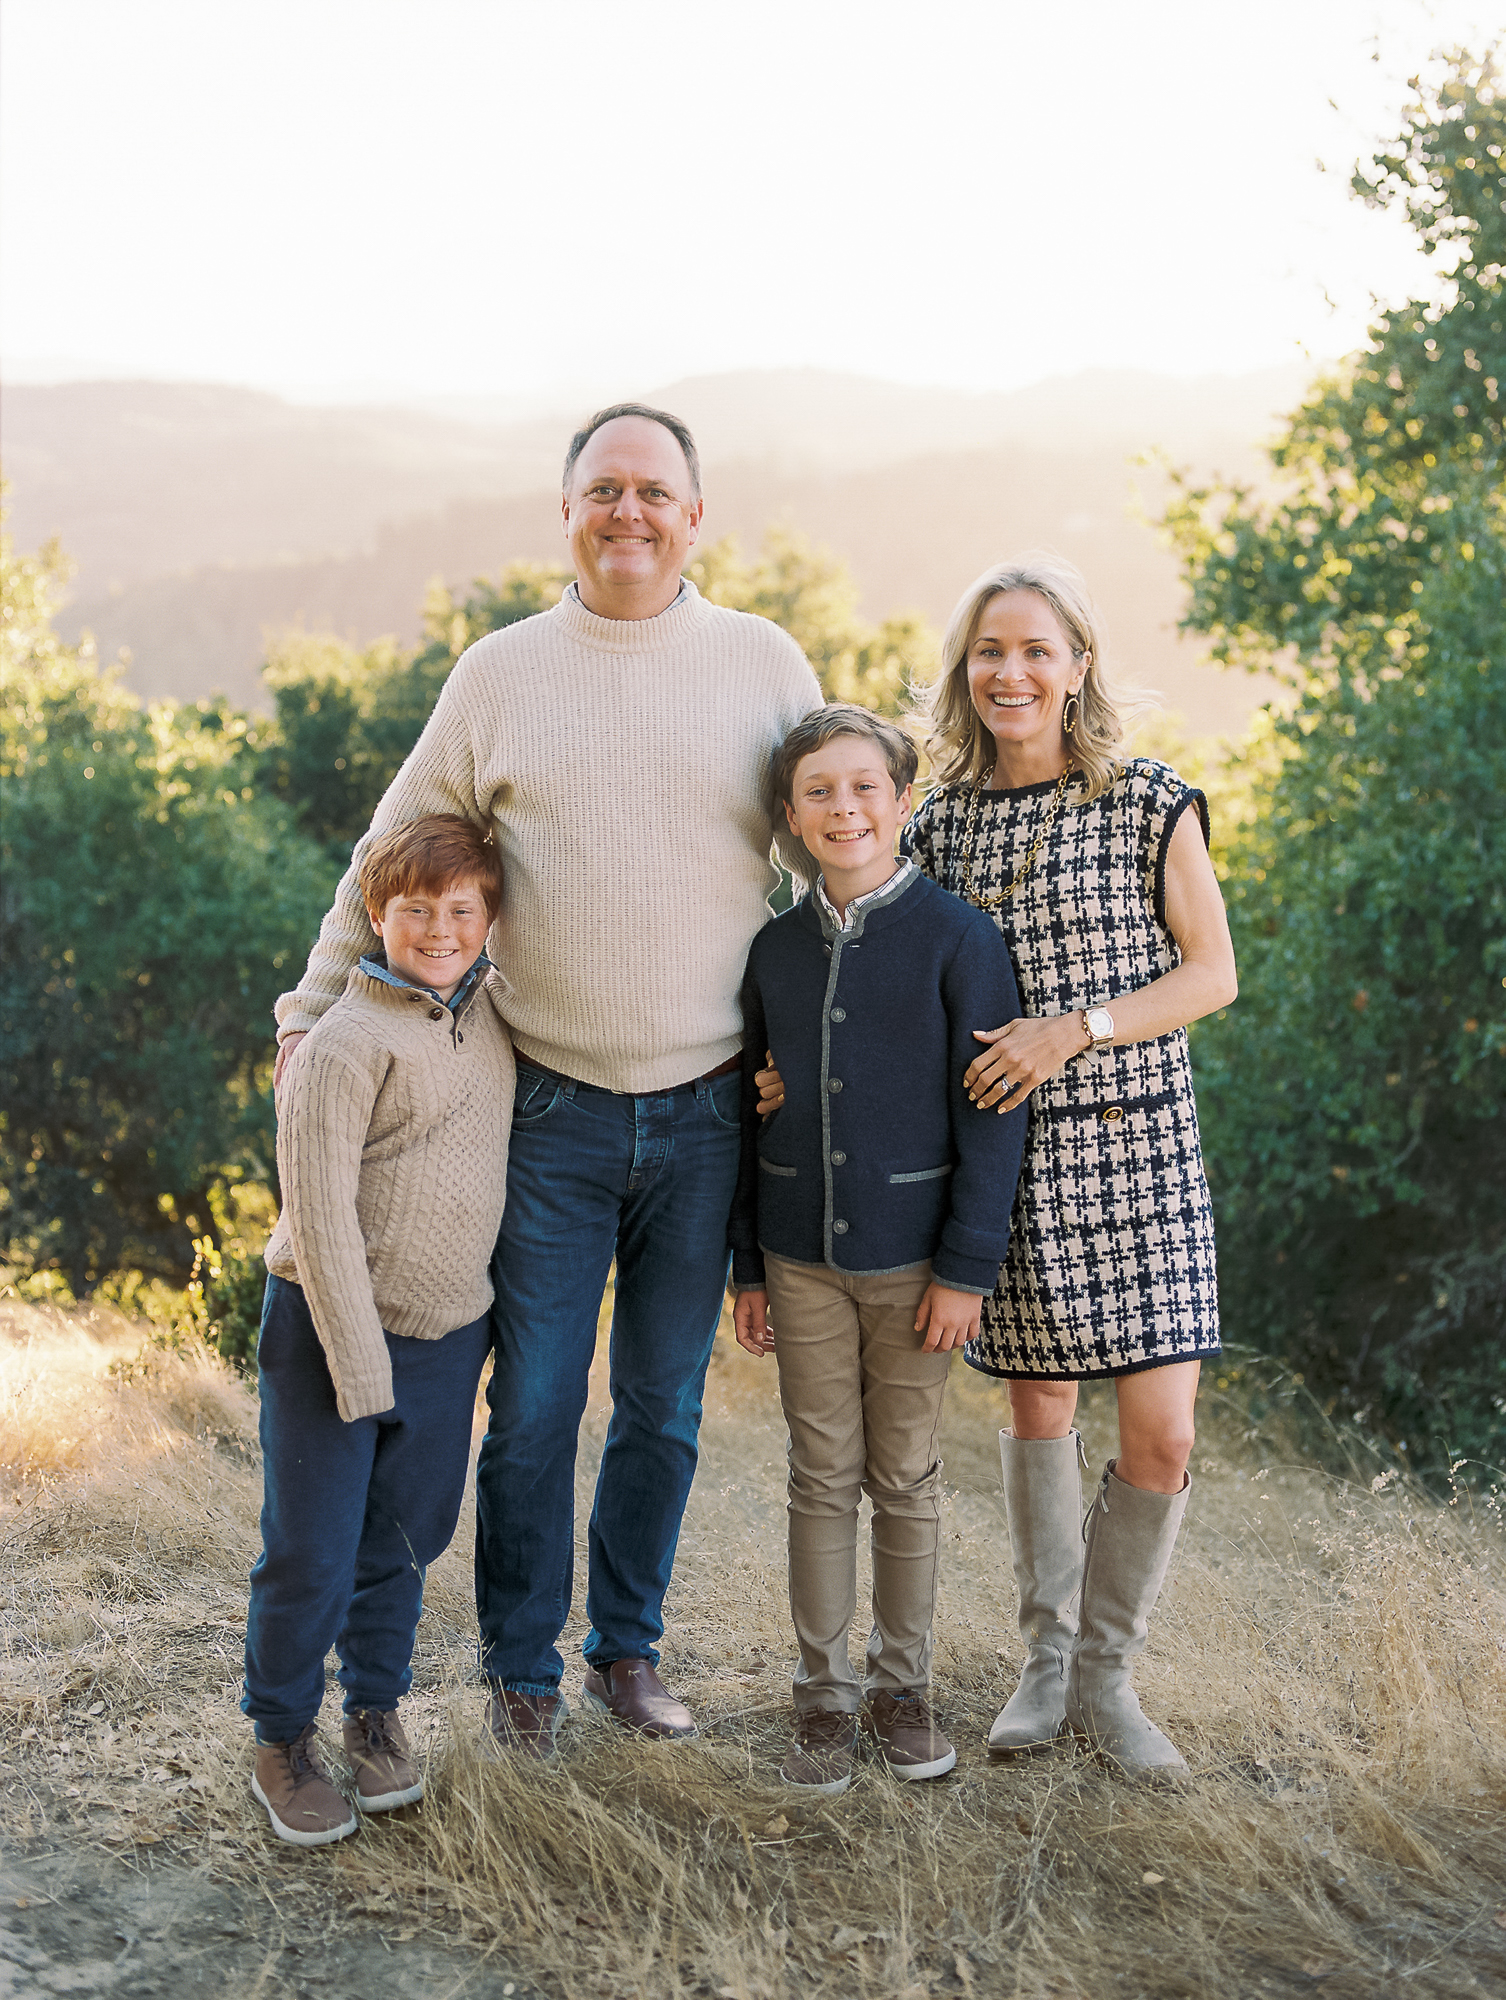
[[355, 1776, 424, 1812], [882, 1743, 958, 1782], [251, 1772, 358, 1846]]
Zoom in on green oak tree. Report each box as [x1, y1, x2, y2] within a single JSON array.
[[0, 528, 337, 1292], [1165, 50, 1506, 1471]]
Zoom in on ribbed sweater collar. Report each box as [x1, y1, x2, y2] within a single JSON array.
[[550, 575, 713, 654]]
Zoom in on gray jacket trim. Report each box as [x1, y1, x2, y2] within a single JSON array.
[[888, 1164, 954, 1184]]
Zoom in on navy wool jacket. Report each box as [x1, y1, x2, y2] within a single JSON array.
[[730, 867, 1028, 1294]]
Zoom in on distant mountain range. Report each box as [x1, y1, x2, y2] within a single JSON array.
[[3, 364, 1310, 732]]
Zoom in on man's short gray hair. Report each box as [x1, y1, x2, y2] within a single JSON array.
[[561, 403, 702, 500]]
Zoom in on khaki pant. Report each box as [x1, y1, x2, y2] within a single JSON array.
[[766, 1254, 953, 1714]]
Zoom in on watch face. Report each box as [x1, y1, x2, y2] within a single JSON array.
[[1087, 1008, 1114, 1039]]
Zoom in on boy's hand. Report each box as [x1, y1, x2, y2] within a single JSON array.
[[733, 1289, 775, 1356], [755, 1051, 784, 1118], [915, 1283, 982, 1353], [273, 1032, 308, 1090]]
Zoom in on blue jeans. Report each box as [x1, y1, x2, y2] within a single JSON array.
[[476, 1061, 741, 1692], [242, 1275, 491, 1744]]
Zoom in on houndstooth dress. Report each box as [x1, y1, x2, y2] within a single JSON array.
[[902, 758, 1221, 1379]]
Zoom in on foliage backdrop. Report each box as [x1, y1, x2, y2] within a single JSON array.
[[2, 51, 1501, 1477]]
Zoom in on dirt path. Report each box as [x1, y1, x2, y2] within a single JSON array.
[[0, 1842, 538, 1999]]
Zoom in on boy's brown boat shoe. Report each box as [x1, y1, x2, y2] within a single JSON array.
[[342, 1709, 423, 1811], [863, 1689, 958, 1781], [251, 1725, 359, 1846], [580, 1659, 697, 1740], [780, 1707, 858, 1794], [484, 1685, 569, 1763]]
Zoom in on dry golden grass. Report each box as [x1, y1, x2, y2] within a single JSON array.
[[3, 1291, 1506, 1999]]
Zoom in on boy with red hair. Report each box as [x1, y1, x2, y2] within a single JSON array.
[[244, 814, 513, 1845]]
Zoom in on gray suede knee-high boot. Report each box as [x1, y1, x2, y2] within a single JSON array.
[[1064, 1459, 1190, 1782], [987, 1430, 1084, 1755]]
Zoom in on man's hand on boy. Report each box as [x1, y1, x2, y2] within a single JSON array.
[[274, 1032, 308, 1090], [755, 1050, 783, 1118], [733, 1289, 775, 1357], [965, 1015, 1081, 1112], [915, 1283, 982, 1353]]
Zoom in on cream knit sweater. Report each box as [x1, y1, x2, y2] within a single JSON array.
[[275, 581, 823, 1092], [265, 966, 516, 1421]]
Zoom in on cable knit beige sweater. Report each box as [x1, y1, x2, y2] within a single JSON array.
[[275, 581, 823, 1092], [264, 965, 516, 1421]]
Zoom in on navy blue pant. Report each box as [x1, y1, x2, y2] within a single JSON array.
[[476, 1061, 741, 1692], [242, 1274, 491, 1744]]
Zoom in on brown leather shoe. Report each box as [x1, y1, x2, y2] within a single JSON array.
[[251, 1725, 359, 1846], [780, 1708, 858, 1794], [342, 1709, 423, 1811], [484, 1684, 568, 1763], [581, 1659, 697, 1740], [863, 1689, 957, 1781]]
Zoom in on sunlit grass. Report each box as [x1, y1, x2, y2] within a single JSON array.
[[3, 1295, 1505, 1998]]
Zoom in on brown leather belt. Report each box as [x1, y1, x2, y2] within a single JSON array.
[[521, 1051, 741, 1096]]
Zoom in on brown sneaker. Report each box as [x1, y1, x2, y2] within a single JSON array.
[[780, 1708, 859, 1795], [251, 1725, 358, 1845], [484, 1684, 568, 1763], [342, 1709, 423, 1812], [864, 1690, 957, 1782], [581, 1659, 697, 1740]]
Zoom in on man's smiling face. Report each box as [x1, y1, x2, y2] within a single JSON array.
[[562, 415, 703, 613]]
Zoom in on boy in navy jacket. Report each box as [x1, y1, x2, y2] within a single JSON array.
[[731, 705, 1026, 1792]]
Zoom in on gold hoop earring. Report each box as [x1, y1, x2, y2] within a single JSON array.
[[1063, 694, 1081, 736]]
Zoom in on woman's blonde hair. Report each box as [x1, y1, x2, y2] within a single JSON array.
[[916, 551, 1157, 802]]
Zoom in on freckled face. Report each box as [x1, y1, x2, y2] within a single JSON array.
[[369, 876, 491, 1002], [967, 590, 1087, 762]]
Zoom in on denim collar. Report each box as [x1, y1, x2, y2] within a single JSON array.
[[814, 858, 917, 940], [358, 949, 493, 1015]]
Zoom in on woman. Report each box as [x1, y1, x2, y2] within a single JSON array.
[[911, 551, 1236, 1781], [760, 552, 1236, 1781]]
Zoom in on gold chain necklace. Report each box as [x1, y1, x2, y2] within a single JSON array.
[[960, 763, 1076, 910]]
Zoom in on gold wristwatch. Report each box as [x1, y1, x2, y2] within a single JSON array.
[[1081, 1006, 1115, 1055]]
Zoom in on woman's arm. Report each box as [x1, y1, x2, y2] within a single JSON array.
[[964, 810, 1238, 1109]]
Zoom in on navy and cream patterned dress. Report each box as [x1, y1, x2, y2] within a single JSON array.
[[902, 758, 1221, 1380]]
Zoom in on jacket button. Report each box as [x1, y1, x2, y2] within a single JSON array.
[[829, 1007, 846, 1022], [833, 1220, 849, 1235], [457, 1032, 464, 1043], [827, 1078, 843, 1093], [823, 945, 831, 956], [429, 1007, 444, 1020], [831, 1150, 847, 1165]]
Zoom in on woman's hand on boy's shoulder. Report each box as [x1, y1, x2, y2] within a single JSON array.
[[914, 1283, 982, 1353], [733, 1289, 775, 1357]]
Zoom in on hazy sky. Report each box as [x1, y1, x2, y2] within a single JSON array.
[[1, 0, 1497, 404]]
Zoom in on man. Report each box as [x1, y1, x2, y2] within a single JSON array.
[[274, 404, 822, 1755]]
